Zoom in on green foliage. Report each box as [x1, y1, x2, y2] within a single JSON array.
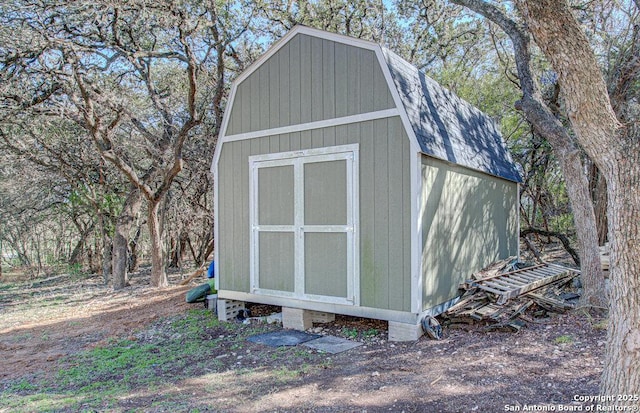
[[362, 328, 379, 338], [0, 306, 330, 411], [554, 335, 574, 344], [550, 213, 575, 236], [341, 327, 359, 339], [0, 282, 16, 291], [66, 263, 85, 278], [8, 379, 38, 393], [592, 319, 608, 330], [57, 310, 223, 391]]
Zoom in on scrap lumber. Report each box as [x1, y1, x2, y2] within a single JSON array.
[[468, 263, 579, 305], [443, 261, 580, 331]]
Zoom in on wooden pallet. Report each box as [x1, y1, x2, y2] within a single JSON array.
[[469, 263, 579, 305]]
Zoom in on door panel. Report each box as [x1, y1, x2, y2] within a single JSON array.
[[258, 232, 295, 292], [304, 160, 347, 225], [258, 165, 294, 225], [304, 232, 348, 297]]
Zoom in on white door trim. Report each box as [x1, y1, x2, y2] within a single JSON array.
[[249, 144, 360, 306]]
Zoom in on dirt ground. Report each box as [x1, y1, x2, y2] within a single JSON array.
[[0, 270, 193, 382], [0, 266, 608, 412]]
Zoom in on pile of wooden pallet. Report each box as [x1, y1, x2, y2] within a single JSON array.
[[443, 261, 580, 332]]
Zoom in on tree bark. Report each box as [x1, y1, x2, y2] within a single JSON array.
[[72, 9, 200, 289], [451, 0, 606, 308], [112, 187, 142, 290], [69, 222, 95, 265], [589, 164, 608, 245], [148, 200, 168, 287], [515, 0, 640, 397], [602, 136, 640, 395], [128, 226, 142, 273], [101, 231, 111, 285], [553, 145, 604, 307]]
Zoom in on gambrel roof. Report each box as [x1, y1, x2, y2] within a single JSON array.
[[382, 48, 521, 183], [213, 25, 521, 183]]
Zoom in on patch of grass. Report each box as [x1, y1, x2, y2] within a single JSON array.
[[6, 332, 33, 342], [554, 335, 574, 344], [0, 308, 315, 412], [362, 328, 379, 338], [592, 319, 608, 330], [270, 362, 314, 383], [0, 282, 16, 291], [273, 365, 306, 381], [57, 340, 159, 388], [170, 308, 235, 338], [341, 327, 358, 339], [8, 378, 38, 393], [291, 347, 313, 358], [269, 347, 290, 361], [0, 391, 85, 413], [46, 310, 229, 409]]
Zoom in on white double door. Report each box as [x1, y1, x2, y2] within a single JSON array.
[[249, 145, 359, 305]]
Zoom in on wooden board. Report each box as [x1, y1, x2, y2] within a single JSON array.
[[469, 263, 579, 305]]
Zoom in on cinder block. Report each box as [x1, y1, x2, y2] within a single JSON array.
[[282, 307, 313, 331], [309, 311, 335, 323], [206, 294, 218, 314], [217, 299, 245, 322], [388, 320, 423, 342]]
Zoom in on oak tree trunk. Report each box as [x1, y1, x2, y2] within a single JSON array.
[[557, 147, 605, 308], [128, 226, 142, 273], [112, 188, 142, 290], [97, 213, 111, 285], [589, 165, 609, 245], [452, 0, 606, 309], [102, 233, 111, 285], [516, 0, 640, 397], [69, 234, 87, 265], [601, 129, 640, 395], [148, 200, 168, 288]]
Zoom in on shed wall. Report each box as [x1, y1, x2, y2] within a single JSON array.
[[226, 34, 395, 136], [218, 118, 412, 311], [420, 156, 519, 310]]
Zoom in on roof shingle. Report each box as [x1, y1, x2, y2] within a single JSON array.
[[383, 48, 522, 183]]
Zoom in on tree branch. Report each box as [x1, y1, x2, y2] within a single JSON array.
[[520, 227, 580, 266]]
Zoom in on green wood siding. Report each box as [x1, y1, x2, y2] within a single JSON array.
[[217, 118, 412, 311], [420, 156, 519, 310], [226, 34, 395, 136]]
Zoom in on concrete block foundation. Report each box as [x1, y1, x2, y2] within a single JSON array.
[[388, 320, 424, 342], [282, 307, 313, 331], [217, 299, 245, 322]]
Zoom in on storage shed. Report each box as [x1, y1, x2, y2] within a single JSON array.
[[211, 26, 521, 340]]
